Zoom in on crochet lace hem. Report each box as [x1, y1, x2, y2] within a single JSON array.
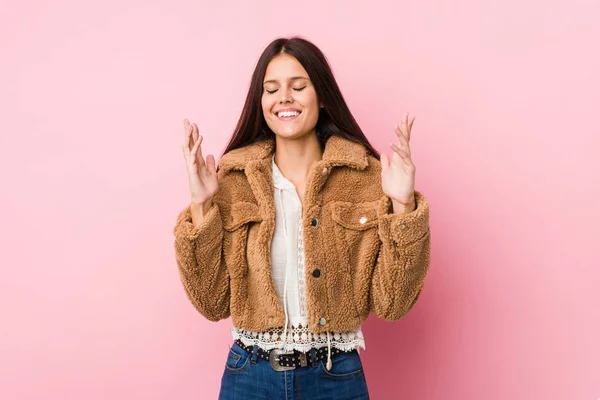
[[231, 323, 366, 353]]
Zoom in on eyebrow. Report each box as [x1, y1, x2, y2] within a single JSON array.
[[263, 76, 309, 85]]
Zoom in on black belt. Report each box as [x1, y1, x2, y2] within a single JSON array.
[[233, 339, 351, 371]]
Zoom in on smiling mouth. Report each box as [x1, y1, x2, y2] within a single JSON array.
[[275, 110, 302, 120]]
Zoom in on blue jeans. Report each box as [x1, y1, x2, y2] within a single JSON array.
[[219, 342, 370, 399]]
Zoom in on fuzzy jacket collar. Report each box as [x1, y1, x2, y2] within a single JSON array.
[[218, 135, 370, 174]]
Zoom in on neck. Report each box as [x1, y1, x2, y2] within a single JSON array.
[[273, 132, 323, 184]]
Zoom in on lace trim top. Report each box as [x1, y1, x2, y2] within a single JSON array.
[[232, 320, 365, 353], [230, 154, 366, 354]]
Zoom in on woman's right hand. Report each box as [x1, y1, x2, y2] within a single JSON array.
[[182, 119, 219, 212]]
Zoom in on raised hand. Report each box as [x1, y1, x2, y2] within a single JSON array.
[[380, 112, 417, 212], [182, 119, 219, 211]]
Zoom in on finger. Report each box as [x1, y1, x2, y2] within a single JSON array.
[[206, 154, 217, 174], [395, 125, 408, 142], [188, 124, 196, 151], [191, 124, 199, 157], [192, 121, 199, 143], [380, 152, 389, 174], [181, 144, 190, 163], [192, 123, 206, 168], [190, 134, 202, 166], [182, 120, 192, 159], [394, 129, 409, 147], [393, 133, 411, 158], [390, 142, 414, 167], [408, 116, 415, 141], [183, 119, 192, 148], [192, 137, 206, 170], [403, 155, 415, 169], [390, 142, 408, 158], [408, 116, 415, 130]]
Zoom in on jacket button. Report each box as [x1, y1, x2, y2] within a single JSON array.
[[312, 269, 321, 278], [318, 317, 327, 326], [310, 218, 318, 227]]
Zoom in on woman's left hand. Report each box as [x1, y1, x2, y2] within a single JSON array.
[[380, 112, 417, 213]]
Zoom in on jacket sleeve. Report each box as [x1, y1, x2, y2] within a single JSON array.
[[369, 190, 431, 321], [173, 203, 230, 321]]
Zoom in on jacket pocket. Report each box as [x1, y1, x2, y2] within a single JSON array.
[[329, 201, 380, 320], [331, 201, 379, 230], [222, 201, 263, 232], [221, 201, 262, 280]]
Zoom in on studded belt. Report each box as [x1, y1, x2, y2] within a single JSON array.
[[233, 339, 349, 371]]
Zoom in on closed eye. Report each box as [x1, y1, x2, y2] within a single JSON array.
[[265, 86, 307, 95]]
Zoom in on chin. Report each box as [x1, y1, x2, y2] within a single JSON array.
[[273, 128, 313, 140]]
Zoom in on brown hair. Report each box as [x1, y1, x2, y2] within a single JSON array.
[[220, 36, 380, 161]]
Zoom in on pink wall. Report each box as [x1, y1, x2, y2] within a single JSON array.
[[1, 0, 598, 399]]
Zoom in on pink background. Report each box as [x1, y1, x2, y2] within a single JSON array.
[[1, 0, 598, 399]]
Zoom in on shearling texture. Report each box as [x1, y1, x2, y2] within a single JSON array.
[[173, 135, 431, 332]]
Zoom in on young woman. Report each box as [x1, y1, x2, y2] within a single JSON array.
[[174, 37, 431, 399]]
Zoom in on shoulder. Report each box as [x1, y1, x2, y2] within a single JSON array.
[[365, 154, 382, 174], [337, 153, 382, 181], [323, 155, 384, 205], [217, 139, 274, 174]]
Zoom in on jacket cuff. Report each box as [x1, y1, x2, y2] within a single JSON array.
[[173, 203, 222, 242], [377, 191, 430, 246]]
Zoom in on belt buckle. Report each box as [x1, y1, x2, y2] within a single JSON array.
[[269, 348, 296, 371]]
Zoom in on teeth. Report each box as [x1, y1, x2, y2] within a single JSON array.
[[278, 111, 300, 118]]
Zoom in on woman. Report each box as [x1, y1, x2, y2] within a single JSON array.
[[174, 37, 431, 399]]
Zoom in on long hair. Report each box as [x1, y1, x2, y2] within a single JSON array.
[[220, 36, 380, 160]]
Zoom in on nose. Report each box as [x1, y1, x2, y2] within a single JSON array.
[[278, 87, 293, 104]]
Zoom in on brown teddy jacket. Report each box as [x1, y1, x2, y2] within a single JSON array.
[[173, 135, 431, 334]]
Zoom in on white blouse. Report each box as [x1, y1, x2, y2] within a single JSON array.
[[231, 154, 366, 356]]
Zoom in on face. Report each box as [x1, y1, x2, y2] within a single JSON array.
[[261, 53, 320, 139]]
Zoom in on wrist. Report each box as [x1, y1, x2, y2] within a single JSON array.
[[191, 199, 213, 216], [391, 197, 416, 214]]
